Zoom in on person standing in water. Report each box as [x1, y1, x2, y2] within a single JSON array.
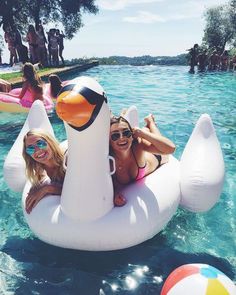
[[188, 44, 199, 74]]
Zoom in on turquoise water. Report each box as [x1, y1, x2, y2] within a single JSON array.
[[0, 65, 235, 294]]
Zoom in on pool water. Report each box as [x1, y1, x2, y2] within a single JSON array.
[[0, 65, 235, 294]]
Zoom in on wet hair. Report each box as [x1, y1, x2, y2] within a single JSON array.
[[22, 62, 43, 95], [48, 74, 62, 98], [22, 129, 65, 186]]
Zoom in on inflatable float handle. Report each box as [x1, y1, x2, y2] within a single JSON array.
[[109, 155, 116, 175]]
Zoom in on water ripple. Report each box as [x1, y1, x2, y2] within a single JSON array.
[[0, 65, 235, 294]]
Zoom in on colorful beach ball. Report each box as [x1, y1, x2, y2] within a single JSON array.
[[161, 263, 236, 295]]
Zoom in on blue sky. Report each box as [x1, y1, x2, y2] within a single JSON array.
[[64, 0, 228, 58], [1, 0, 229, 62]]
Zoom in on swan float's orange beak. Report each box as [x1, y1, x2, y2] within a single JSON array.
[[56, 83, 107, 131]]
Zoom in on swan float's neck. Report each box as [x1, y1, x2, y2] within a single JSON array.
[[60, 102, 114, 221]]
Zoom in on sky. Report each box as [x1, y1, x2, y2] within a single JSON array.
[[1, 0, 229, 62]]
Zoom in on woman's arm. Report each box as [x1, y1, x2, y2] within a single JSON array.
[[25, 183, 62, 214], [133, 127, 175, 155], [18, 82, 28, 99]]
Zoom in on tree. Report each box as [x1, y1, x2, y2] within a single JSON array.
[[0, 0, 98, 39], [229, 0, 236, 45], [203, 3, 235, 53]]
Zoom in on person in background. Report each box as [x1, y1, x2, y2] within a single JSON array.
[[46, 29, 53, 66], [208, 49, 220, 71], [109, 115, 175, 206], [231, 55, 236, 71], [26, 25, 39, 64], [220, 50, 229, 71], [36, 24, 48, 67], [188, 43, 199, 74], [56, 29, 65, 66], [13, 25, 29, 64], [0, 62, 44, 105], [48, 74, 68, 99], [0, 47, 2, 64], [197, 49, 208, 72], [4, 24, 18, 66], [36, 26, 47, 66], [48, 29, 59, 67], [22, 129, 66, 213]]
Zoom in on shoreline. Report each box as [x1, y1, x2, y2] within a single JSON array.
[[2, 60, 99, 88]]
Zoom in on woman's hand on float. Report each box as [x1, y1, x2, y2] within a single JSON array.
[[25, 184, 62, 214], [114, 193, 127, 207], [25, 186, 46, 214]]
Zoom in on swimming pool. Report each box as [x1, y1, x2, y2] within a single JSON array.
[[0, 65, 235, 294]]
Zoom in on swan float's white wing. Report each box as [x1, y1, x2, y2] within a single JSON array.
[[180, 114, 225, 212], [3, 100, 54, 192]]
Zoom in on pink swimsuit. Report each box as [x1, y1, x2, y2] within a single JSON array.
[[114, 149, 162, 184], [134, 151, 162, 181], [132, 148, 147, 181], [135, 166, 147, 181]]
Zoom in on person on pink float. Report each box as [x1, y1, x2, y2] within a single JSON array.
[[22, 129, 66, 214], [0, 62, 44, 106], [109, 114, 175, 206], [48, 74, 67, 99]]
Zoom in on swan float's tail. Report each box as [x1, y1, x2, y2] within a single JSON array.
[[3, 100, 54, 192], [180, 114, 225, 212]]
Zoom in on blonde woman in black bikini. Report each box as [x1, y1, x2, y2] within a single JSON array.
[[110, 114, 175, 206]]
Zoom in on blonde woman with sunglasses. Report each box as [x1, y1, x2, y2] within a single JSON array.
[[22, 129, 66, 214], [110, 115, 175, 207]]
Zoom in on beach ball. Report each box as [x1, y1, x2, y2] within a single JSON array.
[[161, 263, 236, 295]]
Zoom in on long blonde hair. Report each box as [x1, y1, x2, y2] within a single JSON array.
[[22, 129, 65, 186]]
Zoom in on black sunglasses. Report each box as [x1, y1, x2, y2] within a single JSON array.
[[111, 129, 132, 141]]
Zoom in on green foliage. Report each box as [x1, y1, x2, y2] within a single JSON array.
[[229, 47, 236, 56], [203, 2, 235, 52], [67, 55, 188, 66], [0, 0, 98, 39], [0, 72, 23, 80], [0, 67, 54, 80]]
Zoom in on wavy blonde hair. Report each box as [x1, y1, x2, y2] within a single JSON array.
[[22, 129, 65, 186]]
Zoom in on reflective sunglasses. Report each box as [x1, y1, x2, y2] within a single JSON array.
[[26, 139, 48, 156], [111, 129, 132, 141]]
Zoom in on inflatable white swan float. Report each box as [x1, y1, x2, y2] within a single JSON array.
[[4, 77, 225, 251]]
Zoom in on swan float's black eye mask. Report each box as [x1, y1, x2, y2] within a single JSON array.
[[56, 83, 108, 131]]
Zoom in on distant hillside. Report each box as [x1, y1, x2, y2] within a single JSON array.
[[67, 54, 188, 66], [96, 54, 188, 66]]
